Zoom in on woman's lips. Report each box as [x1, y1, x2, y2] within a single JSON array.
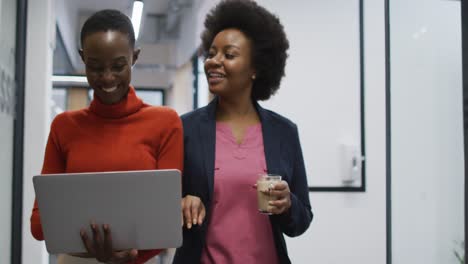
[[208, 76, 225, 84]]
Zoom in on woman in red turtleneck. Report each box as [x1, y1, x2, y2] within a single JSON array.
[[30, 9, 183, 264]]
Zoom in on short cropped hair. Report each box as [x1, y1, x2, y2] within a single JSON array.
[[80, 9, 135, 48], [201, 0, 289, 101]]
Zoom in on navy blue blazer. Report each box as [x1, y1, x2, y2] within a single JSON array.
[[173, 98, 313, 264]]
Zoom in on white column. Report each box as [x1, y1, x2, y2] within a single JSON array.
[[22, 0, 55, 263]]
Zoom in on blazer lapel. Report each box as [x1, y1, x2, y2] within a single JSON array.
[[199, 99, 217, 202], [256, 102, 281, 174]]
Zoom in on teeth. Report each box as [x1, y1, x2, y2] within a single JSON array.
[[102, 86, 117, 92], [209, 72, 224, 78]]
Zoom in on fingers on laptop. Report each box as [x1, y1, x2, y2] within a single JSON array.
[[80, 223, 138, 263]]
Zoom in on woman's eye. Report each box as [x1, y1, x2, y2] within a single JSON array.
[[225, 53, 235, 59], [87, 65, 103, 72], [112, 65, 126, 72], [207, 52, 215, 59]]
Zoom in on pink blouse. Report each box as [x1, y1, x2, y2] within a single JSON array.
[[200, 122, 279, 264]]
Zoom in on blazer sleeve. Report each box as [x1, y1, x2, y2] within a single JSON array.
[[31, 119, 67, 241], [274, 124, 313, 237]]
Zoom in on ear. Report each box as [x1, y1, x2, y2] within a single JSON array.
[[78, 49, 85, 62], [132, 48, 141, 66]]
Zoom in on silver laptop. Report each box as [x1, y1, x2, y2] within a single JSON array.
[[33, 169, 182, 254]]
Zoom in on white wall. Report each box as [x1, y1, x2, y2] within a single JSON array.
[[257, 0, 387, 263], [133, 43, 176, 89], [132, 70, 172, 89], [390, 1, 465, 263], [167, 61, 194, 114], [22, 0, 55, 263], [260, 0, 363, 188]]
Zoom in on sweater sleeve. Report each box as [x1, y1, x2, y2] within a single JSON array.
[[31, 118, 67, 240], [129, 249, 163, 264], [156, 109, 184, 172]]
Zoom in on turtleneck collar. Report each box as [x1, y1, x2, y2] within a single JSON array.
[[89, 86, 143, 119]]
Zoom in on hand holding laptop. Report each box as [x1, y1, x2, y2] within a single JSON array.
[[78, 222, 138, 263]]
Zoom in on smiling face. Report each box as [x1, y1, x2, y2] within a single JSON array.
[[204, 28, 256, 99], [79, 30, 139, 105]]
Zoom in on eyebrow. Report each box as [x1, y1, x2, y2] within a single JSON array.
[[210, 44, 241, 51], [87, 56, 128, 63]]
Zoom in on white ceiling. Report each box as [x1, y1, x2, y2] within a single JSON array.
[[71, 0, 172, 17], [55, 0, 195, 74], [64, 0, 188, 47]]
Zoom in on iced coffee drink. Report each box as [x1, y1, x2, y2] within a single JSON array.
[[257, 174, 281, 214]]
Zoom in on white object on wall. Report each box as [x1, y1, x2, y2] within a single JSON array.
[[340, 144, 364, 186]]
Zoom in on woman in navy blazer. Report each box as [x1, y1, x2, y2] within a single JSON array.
[[173, 1, 313, 263]]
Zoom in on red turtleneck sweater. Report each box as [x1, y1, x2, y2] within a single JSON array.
[[30, 87, 183, 264]]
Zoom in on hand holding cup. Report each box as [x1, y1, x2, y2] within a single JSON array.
[[256, 174, 291, 215]]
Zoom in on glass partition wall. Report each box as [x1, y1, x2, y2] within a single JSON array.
[[389, 0, 465, 263], [0, 0, 18, 262]]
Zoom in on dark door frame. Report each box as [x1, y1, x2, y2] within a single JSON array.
[[462, 0, 467, 260], [385, 0, 392, 263], [12, 0, 28, 263]]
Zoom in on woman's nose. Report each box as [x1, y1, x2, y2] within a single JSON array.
[[99, 70, 116, 83], [205, 56, 221, 68]]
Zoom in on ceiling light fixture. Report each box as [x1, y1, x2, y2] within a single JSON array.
[[131, 0, 144, 39], [52, 75, 88, 85], [52, 75, 89, 88]]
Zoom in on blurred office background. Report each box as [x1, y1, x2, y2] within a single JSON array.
[[0, 0, 465, 263]]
